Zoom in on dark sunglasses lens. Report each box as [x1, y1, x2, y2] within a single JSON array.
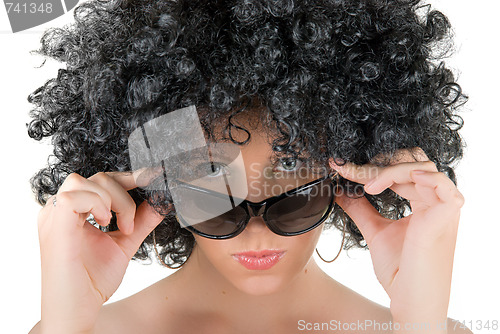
[[190, 207, 247, 236], [175, 186, 247, 237], [266, 181, 332, 234]]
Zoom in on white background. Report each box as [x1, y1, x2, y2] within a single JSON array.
[[1, 1, 499, 333]]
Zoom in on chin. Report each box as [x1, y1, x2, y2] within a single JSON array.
[[231, 273, 290, 296]]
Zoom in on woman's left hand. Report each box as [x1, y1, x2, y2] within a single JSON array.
[[330, 148, 465, 332]]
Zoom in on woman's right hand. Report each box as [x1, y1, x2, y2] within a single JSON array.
[[36, 169, 165, 334]]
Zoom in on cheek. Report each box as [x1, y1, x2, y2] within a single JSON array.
[[193, 236, 237, 280], [282, 226, 323, 269], [193, 236, 233, 270]]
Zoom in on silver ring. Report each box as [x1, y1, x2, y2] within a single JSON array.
[[52, 196, 57, 207]]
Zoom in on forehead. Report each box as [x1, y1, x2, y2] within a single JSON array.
[[129, 104, 324, 181], [198, 106, 325, 172], [200, 104, 278, 144]]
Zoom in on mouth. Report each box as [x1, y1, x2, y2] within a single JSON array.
[[232, 249, 286, 270]]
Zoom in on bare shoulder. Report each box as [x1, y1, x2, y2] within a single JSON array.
[[94, 290, 152, 333], [321, 276, 392, 320], [27, 298, 152, 334], [318, 276, 474, 334], [28, 321, 41, 334], [94, 277, 175, 334], [309, 275, 393, 333]]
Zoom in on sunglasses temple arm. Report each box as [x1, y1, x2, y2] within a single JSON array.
[[222, 173, 237, 209]]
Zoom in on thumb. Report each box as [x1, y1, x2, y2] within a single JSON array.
[[115, 201, 168, 259], [335, 188, 387, 246]]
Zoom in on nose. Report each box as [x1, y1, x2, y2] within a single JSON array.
[[244, 215, 268, 234], [242, 201, 270, 234]]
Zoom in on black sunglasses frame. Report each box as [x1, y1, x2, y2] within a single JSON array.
[[173, 172, 339, 239]]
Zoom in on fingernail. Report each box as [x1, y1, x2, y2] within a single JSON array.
[[364, 179, 376, 190]]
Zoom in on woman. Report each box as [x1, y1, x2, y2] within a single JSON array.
[[28, 0, 470, 332]]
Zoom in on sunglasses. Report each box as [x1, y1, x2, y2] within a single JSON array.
[[172, 172, 339, 239]]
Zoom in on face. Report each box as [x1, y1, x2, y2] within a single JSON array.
[[185, 110, 329, 296]]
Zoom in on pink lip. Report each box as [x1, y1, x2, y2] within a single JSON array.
[[232, 250, 286, 270]]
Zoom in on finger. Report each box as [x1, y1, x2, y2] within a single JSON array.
[[387, 183, 437, 204], [43, 190, 112, 232], [413, 183, 440, 207], [88, 172, 137, 235], [329, 159, 380, 185], [329, 148, 433, 186], [411, 171, 464, 207], [58, 173, 112, 209], [364, 161, 438, 195], [105, 167, 163, 191], [335, 190, 389, 245], [112, 201, 168, 259]]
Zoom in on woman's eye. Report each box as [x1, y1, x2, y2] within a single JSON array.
[[275, 158, 302, 172], [201, 162, 228, 177]]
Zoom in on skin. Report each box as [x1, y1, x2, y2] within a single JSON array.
[[30, 111, 471, 334]]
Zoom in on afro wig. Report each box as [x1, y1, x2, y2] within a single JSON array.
[[27, 0, 467, 267]]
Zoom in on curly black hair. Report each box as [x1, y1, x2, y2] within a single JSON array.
[[27, 0, 467, 267]]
